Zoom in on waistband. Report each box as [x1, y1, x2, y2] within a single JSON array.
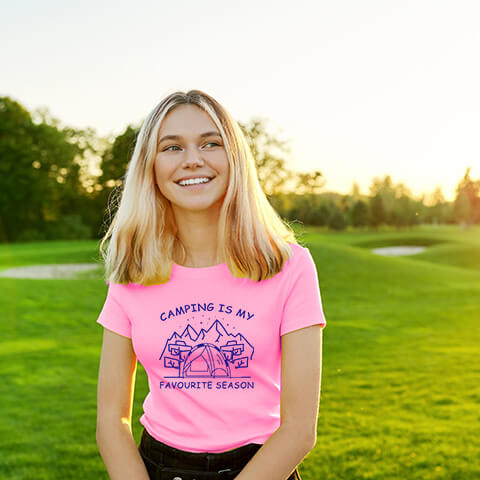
[[139, 427, 263, 471]]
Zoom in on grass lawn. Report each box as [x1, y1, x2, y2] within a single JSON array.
[[0, 224, 479, 479]]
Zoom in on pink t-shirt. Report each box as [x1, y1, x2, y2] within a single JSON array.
[[96, 242, 326, 453]]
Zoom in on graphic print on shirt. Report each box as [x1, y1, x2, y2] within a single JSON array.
[[159, 319, 254, 379]]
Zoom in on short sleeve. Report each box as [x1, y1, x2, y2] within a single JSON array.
[[96, 281, 132, 338], [280, 247, 327, 336]]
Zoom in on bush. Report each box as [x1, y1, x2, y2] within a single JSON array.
[[16, 228, 47, 242], [44, 214, 92, 240]]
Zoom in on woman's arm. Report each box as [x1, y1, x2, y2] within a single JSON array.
[[235, 324, 323, 480], [96, 329, 150, 480]]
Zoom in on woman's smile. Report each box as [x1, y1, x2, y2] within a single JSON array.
[[175, 176, 215, 188], [175, 177, 215, 190]]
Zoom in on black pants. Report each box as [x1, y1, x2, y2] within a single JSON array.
[[138, 427, 301, 480]]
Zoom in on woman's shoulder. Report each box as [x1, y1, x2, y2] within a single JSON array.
[[282, 241, 311, 272], [286, 241, 310, 261], [106, 279, 146, 292]]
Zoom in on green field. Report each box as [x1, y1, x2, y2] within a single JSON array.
[[1, 224, 479, 479]]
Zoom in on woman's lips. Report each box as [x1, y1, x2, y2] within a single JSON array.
[[175, 177, 215, 188]]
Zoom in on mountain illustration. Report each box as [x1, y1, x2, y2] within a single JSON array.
[[158, 319, 254, 378]]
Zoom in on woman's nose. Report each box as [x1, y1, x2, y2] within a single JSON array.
[[183, 147, 205, 166]]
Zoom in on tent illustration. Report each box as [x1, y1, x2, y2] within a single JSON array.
[[160, 320, 253, 378], [163, 339, 250, 378], [183, 343, 231, 378]]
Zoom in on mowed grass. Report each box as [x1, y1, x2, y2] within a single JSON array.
[[0, 225, 479, 479]]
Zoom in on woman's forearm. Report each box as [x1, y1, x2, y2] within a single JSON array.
[[96, 421, 150, 480], [234, 424, 315, 480]]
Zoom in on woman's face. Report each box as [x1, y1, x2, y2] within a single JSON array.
[[154, 104, 230, 214]]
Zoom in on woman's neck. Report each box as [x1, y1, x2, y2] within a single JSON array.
[[173, 243, 222, 268]]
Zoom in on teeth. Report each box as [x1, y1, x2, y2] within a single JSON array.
[[178, 177, 212, 186]]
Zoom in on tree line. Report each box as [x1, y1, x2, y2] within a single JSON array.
[[0, 96, 478, 243]]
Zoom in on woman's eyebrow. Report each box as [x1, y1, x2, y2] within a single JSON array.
[[158, 131, 221, 143]]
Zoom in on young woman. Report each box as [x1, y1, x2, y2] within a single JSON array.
[[95, 90, 327, 480]]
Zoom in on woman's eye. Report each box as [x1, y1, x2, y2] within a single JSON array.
[[162, 142, 220, 152]]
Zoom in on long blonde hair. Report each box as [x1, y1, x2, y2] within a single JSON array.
[[99, 89, 298, 285]]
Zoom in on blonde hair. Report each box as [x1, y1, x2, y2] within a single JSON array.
[[99, 89, 298, 285]]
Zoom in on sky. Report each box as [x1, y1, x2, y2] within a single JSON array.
[[1, 0, 479, 202]]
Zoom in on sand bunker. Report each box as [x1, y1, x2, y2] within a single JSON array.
[[371, 246, 426, 256], [0, 263, 100, 279]]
